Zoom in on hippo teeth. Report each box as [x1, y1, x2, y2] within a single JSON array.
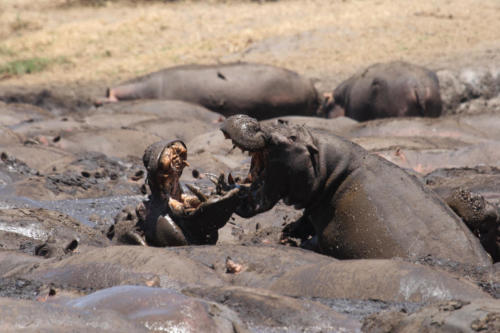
[[244, 173, 253, 184], [228, 173, 235, 185], [246, 150, 267, 186]]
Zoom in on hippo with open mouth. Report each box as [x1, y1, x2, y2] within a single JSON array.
[[220, 115, 491, 266], [132, 140, 239, 247]]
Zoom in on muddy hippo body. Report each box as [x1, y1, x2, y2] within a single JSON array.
[[221, 115, 490, 265], [107, 63, 320, 120], [330, 61, 442, 121], [308, 135, 488, 264]]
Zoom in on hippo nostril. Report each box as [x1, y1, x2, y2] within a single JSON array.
[[106, 224, 115, 240], [65, 239, 79, 253]]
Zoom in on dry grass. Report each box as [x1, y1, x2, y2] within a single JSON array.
[[1, 0, 499, 93], [0, 56, 70, 78]]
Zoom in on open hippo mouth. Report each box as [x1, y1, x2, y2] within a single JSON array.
[[220, 115, 278, 217], [230, 143, 268, 187], [144, 140, 201, 214]]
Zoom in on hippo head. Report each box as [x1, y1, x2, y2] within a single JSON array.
[[143, 139, 189, 200], [142, 140, 240, 246], [35, 238, 79, 259], [221, 115, 320, 217]]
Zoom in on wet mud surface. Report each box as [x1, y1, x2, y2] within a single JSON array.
[[1, 89, 500, 332], [2, 70, 500, 331]]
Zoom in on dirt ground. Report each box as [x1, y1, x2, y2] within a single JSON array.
[[1, 0, 500, 101]]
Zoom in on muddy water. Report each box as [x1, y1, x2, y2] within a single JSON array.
[[0, 189, 144, 227]]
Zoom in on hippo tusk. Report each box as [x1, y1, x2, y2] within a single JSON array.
[[185, 184, 208, 202]]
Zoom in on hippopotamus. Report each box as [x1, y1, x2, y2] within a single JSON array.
[[220, 115, 491, 266], [322, 61, 442, 121], [135, 140, 239, 246], [98, 62, 320, 120]]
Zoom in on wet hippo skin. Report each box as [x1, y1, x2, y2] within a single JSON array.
[[323, 61, 442, 121], [221, 115, 491, 265], [99, 62, 320, 120], [269, 259, 490, 303]]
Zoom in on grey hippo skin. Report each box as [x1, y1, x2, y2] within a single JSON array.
[[220, 115, 491, 265], [99, 62, 320, 120], [323, 61, 442, 121]]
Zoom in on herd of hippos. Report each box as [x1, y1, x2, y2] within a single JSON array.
[[3, 59, 500, 331], [98, 60, 442, 121], [100, 60, 497, 267]]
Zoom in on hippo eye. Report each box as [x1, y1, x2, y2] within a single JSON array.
[[290, 136, 297, 142]]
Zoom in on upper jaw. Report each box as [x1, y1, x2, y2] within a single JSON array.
[[220, 115, 267, 152]]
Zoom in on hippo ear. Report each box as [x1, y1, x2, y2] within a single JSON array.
[[307, 144, 319, 176], [296, 126, 318, 152], [306, 143, 318, 155], [268, 132, 290, 146], [295, 126, 319, 175]]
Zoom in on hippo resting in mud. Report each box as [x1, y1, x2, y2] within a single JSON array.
[[322, 61, 442, 121], [221, 115, 492, 266], [97, 62, 320, 120], [119, 140, 239, 246]]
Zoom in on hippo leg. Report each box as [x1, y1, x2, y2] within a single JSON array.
[[94, 88, 119, 106], [154, 215, 188, 247], [95, 80, 155, 106], [281, 215, 315, 242], [106, 88, 120, 102]]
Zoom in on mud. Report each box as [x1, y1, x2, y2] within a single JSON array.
[[3, 97, 500, 332]]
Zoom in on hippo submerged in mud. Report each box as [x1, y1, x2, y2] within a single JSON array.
[[220, 115, 493, 265], [322, 61, 442, 121], [112, 140, 239, 247], [97, 62, 320, 120]]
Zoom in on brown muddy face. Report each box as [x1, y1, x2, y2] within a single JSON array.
[[156, 141, 189, 200], [153, 142, 203, 214]]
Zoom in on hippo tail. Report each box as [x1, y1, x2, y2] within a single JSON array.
[[414, 85, 427, 116], [414, 83, 443, 117]]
